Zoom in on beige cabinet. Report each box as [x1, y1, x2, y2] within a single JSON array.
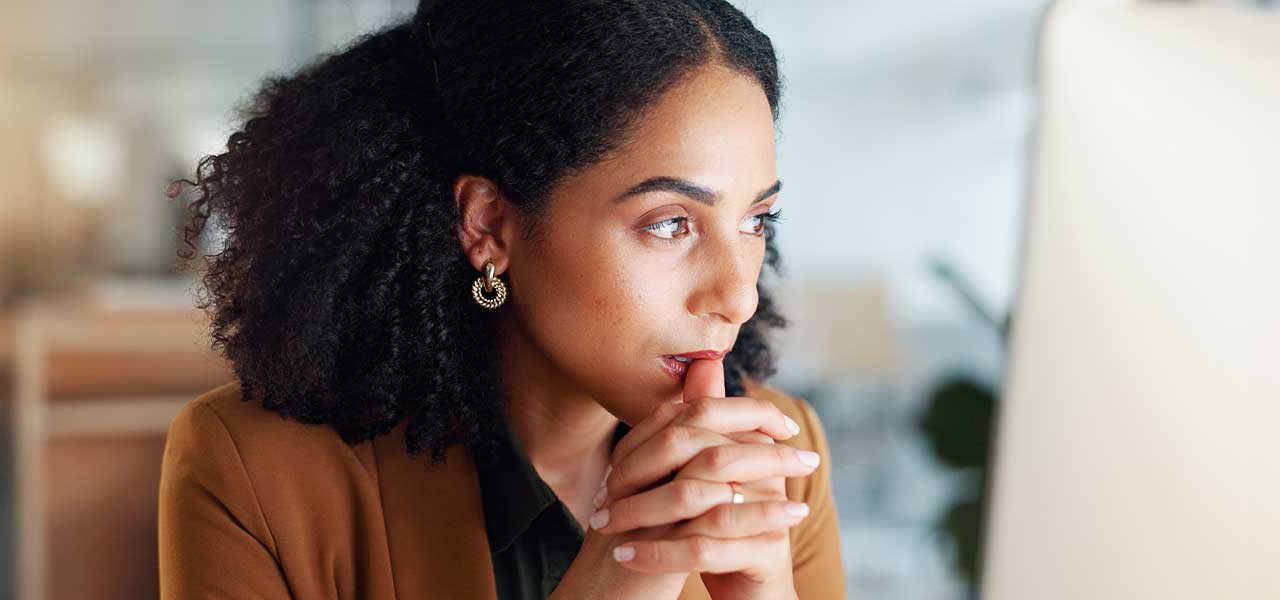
[[7, 302, 233, 600]]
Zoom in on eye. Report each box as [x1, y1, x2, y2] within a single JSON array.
[[741, 209, 783, 236], [642, 216, 691, 240]]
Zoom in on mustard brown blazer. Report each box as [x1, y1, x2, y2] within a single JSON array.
[[157, 378, 846, 599]]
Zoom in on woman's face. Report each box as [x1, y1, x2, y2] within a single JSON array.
[[477, 63, 779, 425]]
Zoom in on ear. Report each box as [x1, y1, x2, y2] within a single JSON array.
[[454, 174, 517, 275]]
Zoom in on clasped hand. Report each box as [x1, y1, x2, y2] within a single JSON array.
[[587, 358, 819, 600]]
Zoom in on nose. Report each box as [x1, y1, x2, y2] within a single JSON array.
[[686, 236, 761, 325]]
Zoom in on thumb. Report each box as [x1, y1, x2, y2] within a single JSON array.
[[682, 357, 726, 403]]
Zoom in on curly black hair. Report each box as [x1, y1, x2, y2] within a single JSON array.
[[172, 0, 789, 465]]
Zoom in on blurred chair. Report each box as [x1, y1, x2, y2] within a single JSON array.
[[776, 278, 902, 381], [773, 278, 904, 427], [10, 287, 232, 600]]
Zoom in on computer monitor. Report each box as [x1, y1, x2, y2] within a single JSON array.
[[981, 3, 1280, 599]]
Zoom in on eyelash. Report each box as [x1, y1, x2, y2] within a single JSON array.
[[641, 209, 783, 242]]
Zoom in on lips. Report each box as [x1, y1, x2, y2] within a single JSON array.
[[659, 356, 692, 380], [659, 348, 730, 381], [668, 349, 729, 361]]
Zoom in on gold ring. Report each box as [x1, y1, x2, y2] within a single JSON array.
[[728, 481, 744, 504]]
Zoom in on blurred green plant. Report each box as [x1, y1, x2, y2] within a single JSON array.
[[916, 257, 1011, 590]]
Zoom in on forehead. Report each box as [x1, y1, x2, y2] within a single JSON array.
[[550, 63, 777, 203], [621, 62, 776, 169]]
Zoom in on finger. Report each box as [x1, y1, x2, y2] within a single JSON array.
[[727, 430, 775, 445], [676, 442, 820, 484], [603, 427, 780, 507], [666, 500, 810, 540], [605, 425, 738, 503], [609, 399, 690, 470], [673, 396, 800, 442], [683, 357, 725, 402], [613, 530, 790, 574], [591, 477, 740, 534]]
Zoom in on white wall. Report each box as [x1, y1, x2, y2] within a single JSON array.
[[734, 0, 1049, 327]]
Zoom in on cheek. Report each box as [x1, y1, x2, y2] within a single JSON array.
[[512, 229, 685, 392], [534, 232, 671, 346]]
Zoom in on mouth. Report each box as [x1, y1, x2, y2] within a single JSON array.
[[658, 348, 730, 381]]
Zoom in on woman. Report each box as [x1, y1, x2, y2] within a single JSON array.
[[158, 1, 845, 598]]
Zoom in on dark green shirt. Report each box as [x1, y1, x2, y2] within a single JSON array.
[[476, 417, 633, 600]]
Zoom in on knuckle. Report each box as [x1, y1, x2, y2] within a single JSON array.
[[685, 397, 716, 422], [713, 505, 737, 531], [611, 498, 636, 528], [657, 400, 684, 421], [658, 425, 691, 451], [607, 460, 627, 492], [765, 502, 790, 523], [751, 396, 777, 416], [637, 541, 662, 564], [689, 536, 716, 564], [762, 528, 788, 543], [703, 444, 736, 471], [671, 478, 704, 509]]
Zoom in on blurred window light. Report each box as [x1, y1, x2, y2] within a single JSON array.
[[39, 114, 126, 206]]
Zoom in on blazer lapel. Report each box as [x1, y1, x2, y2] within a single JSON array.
[[373, 419, 497, 599]]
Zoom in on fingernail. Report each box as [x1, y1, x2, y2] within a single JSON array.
[[784, 416, 800, 436], [589, 508, 610, 530], [798, 450, 820, 467], [613, 546, 635, 562], [786, 502, 810, 517], [592, 486, 607, 509]]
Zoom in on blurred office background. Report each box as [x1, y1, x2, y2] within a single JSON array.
[[0, 1, 1272, 599]]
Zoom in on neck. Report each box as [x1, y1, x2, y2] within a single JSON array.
[[496, 312, 617, 495]]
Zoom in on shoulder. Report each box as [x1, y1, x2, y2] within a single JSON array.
[[159, 381, 390, 594], [741, 377, 830, 456], [168, 380, 372, 463], [742, 378, 846, 597], [741, 377, 835, 504], [162, 380, 379, 508]]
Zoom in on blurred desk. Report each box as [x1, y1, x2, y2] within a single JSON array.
[[6, 285, 233, 600]]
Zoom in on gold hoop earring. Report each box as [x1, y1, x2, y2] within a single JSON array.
[[471, 260, 508, 309]]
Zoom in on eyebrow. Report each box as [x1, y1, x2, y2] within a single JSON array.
[[611, 177, 782, 207]]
